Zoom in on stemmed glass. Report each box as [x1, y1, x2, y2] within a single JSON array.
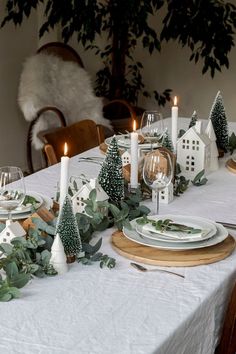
[[140, 111, 164, 146], [0, 166, 26, 224], [143, 150, 173, 214]]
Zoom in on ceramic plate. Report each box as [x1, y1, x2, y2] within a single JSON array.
[[123, 222, 228, 251], [105, 135, 159, 150], [0, 192, 43, 215], [0, 192, 53, 220], [136, 215, 217, 242]]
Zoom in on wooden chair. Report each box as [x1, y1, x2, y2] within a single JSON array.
[[215, 281, 236, 354], [42, 120, 105, 166], [26, 42, 84, 173]]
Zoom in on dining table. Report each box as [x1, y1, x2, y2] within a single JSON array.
[[0, 117, 236, 354]]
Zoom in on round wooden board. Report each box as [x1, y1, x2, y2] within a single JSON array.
[[111, 231, 236, 267], [226, 158, 236, 174]]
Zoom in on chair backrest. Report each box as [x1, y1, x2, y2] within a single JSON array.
[[37, 42, 84, 68], [42, 120, 105, 165], [216, 281, 236, 354]]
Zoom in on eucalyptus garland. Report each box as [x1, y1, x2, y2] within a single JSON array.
[[0, 188, 149, 301]]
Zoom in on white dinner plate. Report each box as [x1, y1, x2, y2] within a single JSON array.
[[0, 192, 43, 215], [0, 192, 53, 220], [123, 222, 228, 251], [105, 135, 159, 150], [135, 215, 217, 242]]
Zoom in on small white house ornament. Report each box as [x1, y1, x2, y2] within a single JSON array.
[[152, 182, 174, 204], [121, 150, 131, 166], [71, 178, 109, 215], [0, 220, 26, 244], [50, 233, 68, 275], [176, 121, 211, 179]]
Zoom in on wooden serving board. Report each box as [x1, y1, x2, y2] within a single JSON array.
[[112, 231, 236, 267], [226, 158, 236, 174]]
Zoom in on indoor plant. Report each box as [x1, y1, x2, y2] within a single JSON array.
[[1, 1, 236, 121]]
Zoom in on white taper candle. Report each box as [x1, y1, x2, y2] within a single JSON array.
[[130, 120, 139, 188], [60, 142, 69, 208], [171, 96, 178, 152]]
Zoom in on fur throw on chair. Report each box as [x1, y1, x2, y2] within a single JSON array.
[[18, 53, 112, 149]]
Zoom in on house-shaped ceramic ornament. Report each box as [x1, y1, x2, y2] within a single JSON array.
[[0, 220, 26, 244], [152, 182, 174, 204], [71, 178, 109, 215], [121, 150, 131, 166], [176, 121, 211, 179]]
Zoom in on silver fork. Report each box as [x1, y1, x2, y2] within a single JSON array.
[[130, 262, 185, 278]]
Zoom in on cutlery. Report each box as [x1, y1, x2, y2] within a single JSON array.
[[216, 221, 236, 230], [130, 262, 185, 278]]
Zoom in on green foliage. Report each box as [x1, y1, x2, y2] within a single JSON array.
[[174, 164, 189, 196], [78, 238, 116, 269], [209, 91, 229, 152], [0, 227, 57, 301], [161, 129, 173, 151], [98, 137, 124, 202], [136, 217, 201, 234], [191, 170, 208, 186], [228, 132, 236, 154], [2, 1, 235, 105]]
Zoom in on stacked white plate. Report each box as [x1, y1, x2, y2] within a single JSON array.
[[0, 192, 53, 220], [123, 215, 228, 251], [105, 134, 159, 150]]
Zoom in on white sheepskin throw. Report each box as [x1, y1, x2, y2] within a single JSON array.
[[18, 53, 112, 149]]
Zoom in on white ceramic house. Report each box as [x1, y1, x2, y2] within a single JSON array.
[[177, 121, 211, 179], [0, 221, 26, 244], [152, 182, 174, 204], [71, 178, 109, 215], [121, 150, 131, 166]]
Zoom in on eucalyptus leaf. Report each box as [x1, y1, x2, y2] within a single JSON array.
[[4, 262, 19, 278], [0, 243, 13, 255], [8, 273, 31, 289]]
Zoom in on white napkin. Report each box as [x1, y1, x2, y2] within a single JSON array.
[[142, 223, 210, 240]]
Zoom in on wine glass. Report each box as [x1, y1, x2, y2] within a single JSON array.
[[140, 111, 164, 146], [143, 150, 173, 214], [0, 166, 26, 224]]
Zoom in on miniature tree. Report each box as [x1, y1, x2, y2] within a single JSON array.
[[98, 137, 124, 202], [162, 129, 173, 152], [209, 91, 229, 152], [189, 111, 198, 128], [55, 196, 82, 260]]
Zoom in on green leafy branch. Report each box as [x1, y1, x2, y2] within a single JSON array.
[[191, 169, 208, 186], [136, 217, 201, 234]]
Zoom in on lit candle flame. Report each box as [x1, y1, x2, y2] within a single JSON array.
[[174, 96, 178, 106], [64, 142, 68, 156], [133, 120, 137, 132]]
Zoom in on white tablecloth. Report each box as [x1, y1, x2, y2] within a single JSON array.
[[1, 118, 236, 354]]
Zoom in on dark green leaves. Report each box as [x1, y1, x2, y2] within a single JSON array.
[[191, 170, 208, 186]]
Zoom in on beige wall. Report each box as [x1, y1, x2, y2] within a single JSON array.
[[0, 16, 38, 171], [70, 34, 236, 122]]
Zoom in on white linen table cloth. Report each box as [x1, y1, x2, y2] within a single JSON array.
[[0, 118, 236, 354]]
